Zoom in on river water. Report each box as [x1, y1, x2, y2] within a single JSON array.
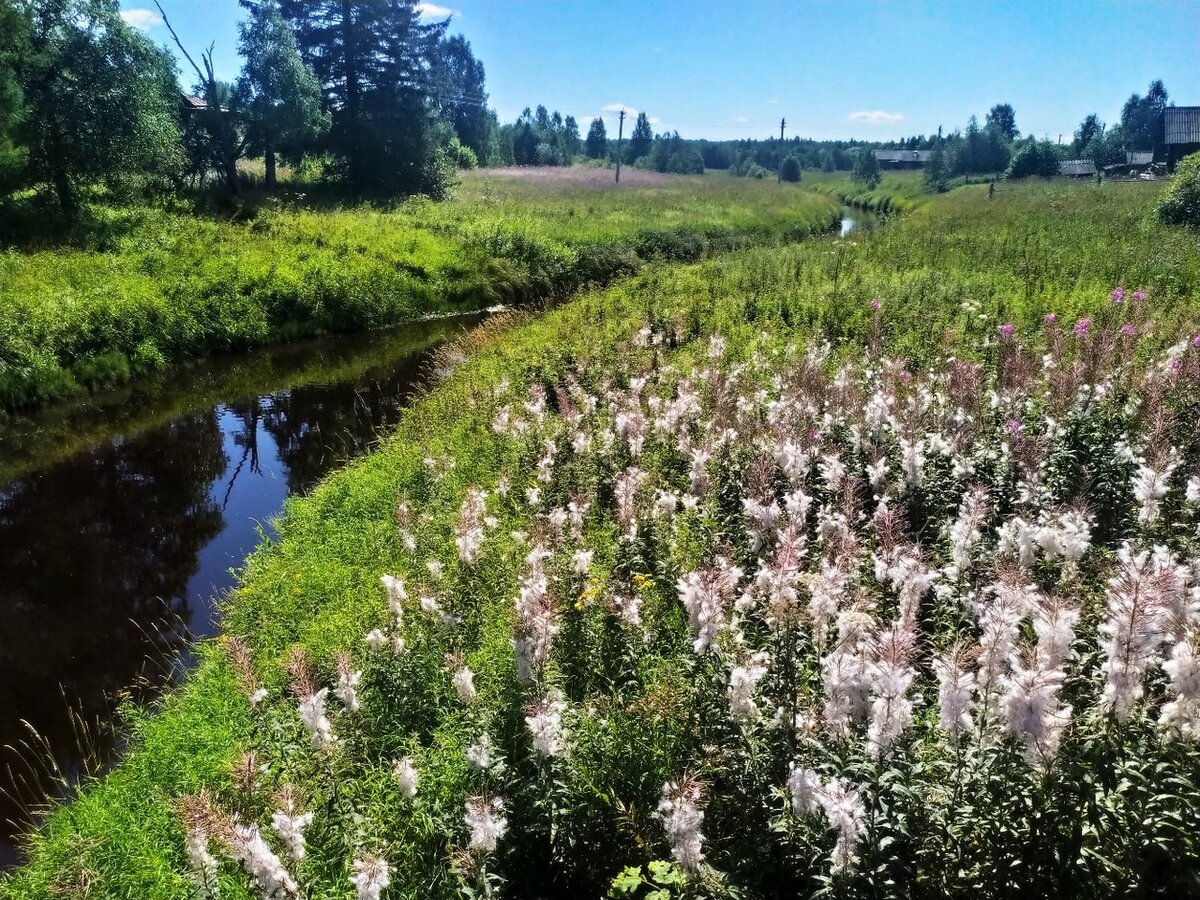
[[0, 313, 485, 864], [840, 205, 879, 236]]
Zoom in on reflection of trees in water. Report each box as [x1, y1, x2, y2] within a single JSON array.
[[0, 409, 226, 812], [260, 353, 431, 495]]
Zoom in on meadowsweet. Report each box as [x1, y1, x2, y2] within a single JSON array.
[[298, 688, 335, 750], [658, 778, 705, 872], [349, 856, 390, 900], [230, 821, 299, 899], [728, 652, 771, 723], [393, 757, 418, 797], [465, 796, 508, 854]]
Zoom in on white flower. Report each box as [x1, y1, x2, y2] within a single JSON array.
[[349, 855, 390, 900], [932, 653, 976, 742], [230, 822, 299, 899], [526, 694, 568, 757], [335, 668, 362, 714], [453, 666, 477, 704], [364, 628, 388, 650], [298, 688, 335, 750], [465, 796, 508, 854], [677, 557, 742, 654], [393, 757, 419, 798], [270, 809, 313, 862], [787, 764, 822, 817], [727, 652, 771, 723], [572, 549, 594, 575], [1099, 545, 1172, 721], [818, 778, 867, 875], [183, 825, 218, 889], [658, 779, 705, 872], [1133, 459, 1178, 525], [466, 735, 494, 770]]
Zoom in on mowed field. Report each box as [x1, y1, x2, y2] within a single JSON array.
[[7, 175, 1200, 899]]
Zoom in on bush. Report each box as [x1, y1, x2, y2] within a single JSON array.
[[1005, 139, 1060, 179], [778, 155, 802, 183], [1158, 153, 1200, 227]]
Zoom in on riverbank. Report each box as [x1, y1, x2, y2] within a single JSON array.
[[0, 172, 839, 414], [5, 177, 1200, 898]]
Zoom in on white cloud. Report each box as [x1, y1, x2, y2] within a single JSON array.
[[647, 116, 661, 126], [847, 110, 905, 125], [732, 116, 749, 124], [417, 2, 455, 20], [603, 103, 637, 117], [120, 8, 162, 29]]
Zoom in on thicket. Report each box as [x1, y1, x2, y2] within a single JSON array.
[[6, 179, 1200, 900], [1158, 153, 1200, 228]]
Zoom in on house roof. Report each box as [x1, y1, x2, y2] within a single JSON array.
[[1059, 159, 1097, 176], [1126, 151, 1154, 165], [1165, 107, 1200, 145], [180, 94, 209, 110], [873, 149, 932, 163]]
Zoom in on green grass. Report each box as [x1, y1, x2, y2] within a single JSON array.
[[0, 171, 840, 413], [804, 170, 935, 214], [5, 177, 1200, 899]]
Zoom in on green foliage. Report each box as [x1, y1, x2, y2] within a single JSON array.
[[851, 147, 880, 189], [586, 117, 608, 159], [431, 34, 493, 163], [778, 155, 802, 183], [925, 144, 950, 192], [627, 112, 654, 163], [1120, 79, 1169, 152], [1157, 153, 1200, 228], [0, 0, 28, 193], [986, 102, 1018, 141], [17, 0, 183, 217], [1005, 139, 1061, 179]]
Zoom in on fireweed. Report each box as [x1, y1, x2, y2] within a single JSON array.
[[176, 308, 1200, 898]]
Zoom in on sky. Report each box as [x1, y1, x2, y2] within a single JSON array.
[[122, 0, 1200, 143]]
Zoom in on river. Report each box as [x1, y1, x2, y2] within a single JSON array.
[[0, 313, 486, 865]]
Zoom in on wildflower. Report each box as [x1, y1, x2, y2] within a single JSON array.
[[998, 323, 1015, 339], [870, 297, 882, 311], [514, 545, 557, 681], [1099, 545, 1172, 721], [270, 807, 313, 863], [230, 821, 299, 899], [455, 487, 488, 564], [818, 778, 867, 875], [1036, 510, 1091, 564], [1004, 418, 1023, 437], [1073, 317, 1093, 337], [998, 516, 1039, 567], [787, 764, 822, 816], [658, 778, 705, 872], [1133, 459, 1178, 525], [727, 652, 771, 723], [1121, 323, 1136, 337], [349, 856, 390, 900], [614, 466, 646, 527], [933, 651, 976, 743], [1186, 475, 1200, 504], [1044, 313, 1057, 325], [1161, 636, 1200, 738], [677, 557, 742, 654], [466, 735, 494, 770], [464, 796, 508, 854], [298, 688, 335, 750], [1111, 287, 1126, 304], [364, 628, 387, 650], [393, 757, 418, 798], [453, 666, 477, 704], [572, 548, 594, 575], [1001, 653, 1071, 767], [1133, 289, 1146, 302], [866, 623, 917, 760], [334, 653, 361, 713], [526, 694, 568, 757]]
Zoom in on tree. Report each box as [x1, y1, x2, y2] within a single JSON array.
[[280, 0, 451, 195], [0, 0, 29, 192], [627, 112, 653, 163], [19, 0, 181, 218], [1005, 139, 1059, 179], [1120, 79, 1168, 152], [778, 155, 801, 182], [562, 115, 581, 159], [986, 103, 1018, 142], [925, 143, 949, 192], [851, 146, 880, 188], [431, 35, 490, 162], [585, 117, 607, 159], [1157, 152, 1200, 227], [236, 0, 329, 190], [1073, 113, 1103, 156]]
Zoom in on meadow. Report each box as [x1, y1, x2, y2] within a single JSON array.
[[5, 176, 1200, 900], [0, 171, 839, 412]]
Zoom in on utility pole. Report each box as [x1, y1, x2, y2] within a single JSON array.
[[615, 109, 626, 184], [778, 117, 786, 182]]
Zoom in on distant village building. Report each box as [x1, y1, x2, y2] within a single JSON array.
[[874, 149, 932, 169], [1058, 159, 1097, 177], [1165, 107, 1200, 171]]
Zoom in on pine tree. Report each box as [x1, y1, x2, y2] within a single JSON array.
[[585, 117, 607, 159], [627, 112, 653, 163]]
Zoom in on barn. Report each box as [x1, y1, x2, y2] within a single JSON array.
[[1165, 107, 1200, 171], [1059, 159, 1097, 178], [873, 149, 932, 169]]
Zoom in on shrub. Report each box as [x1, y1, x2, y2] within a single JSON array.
[[778, 155, 802, 183], [1158, 152, 1200, 227]]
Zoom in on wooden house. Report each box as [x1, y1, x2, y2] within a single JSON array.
[[1165, 107, 1200, 171], [1058, 159, 1097, 177]]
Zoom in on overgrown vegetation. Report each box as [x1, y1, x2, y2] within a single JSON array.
[[6, 179, 1200, 900], [1158, 152, 1200, 227], [0, 172, 839, 412]]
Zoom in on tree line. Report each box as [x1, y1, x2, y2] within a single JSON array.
[[0, 0, 497, 219]]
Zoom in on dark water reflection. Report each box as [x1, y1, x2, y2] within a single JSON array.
[[840, 205, 880, 236], [0, 314, 484, 864]]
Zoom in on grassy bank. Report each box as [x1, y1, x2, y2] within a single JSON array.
[[0, 171, 839, 413], [6, 179, 1200, 899], [805, 171, 934, 214]]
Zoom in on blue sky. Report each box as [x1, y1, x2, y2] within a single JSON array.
[[123, 0, 1200, 142]]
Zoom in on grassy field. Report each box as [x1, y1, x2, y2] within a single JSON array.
[[804, 170, 936, 214], [0, 171, 839, 412], [5, 178, 1200, 899]]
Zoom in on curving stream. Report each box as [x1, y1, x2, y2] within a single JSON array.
[[0, 313, 486, 865]]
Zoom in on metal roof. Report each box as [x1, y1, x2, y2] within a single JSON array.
[[1126, 151, 1154, 165], [1165, 107, 1200, 145], [873, 149, 932, 163], [1059, 159, 1097, 176]]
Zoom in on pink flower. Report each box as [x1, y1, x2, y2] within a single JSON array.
[[997, 323, 1015, 339], [899, 370, 912, 381], [1043, 313, 1057, 325], [1004, 419, 1023, 437], [1132, 290, 1146, 302], [1110, 287, 1125, 304], [870, 298, 882, 311], [1073, 317, 1093, 337], [1120, 323, 1136, 337], [1192, 334, 1200, 349]]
